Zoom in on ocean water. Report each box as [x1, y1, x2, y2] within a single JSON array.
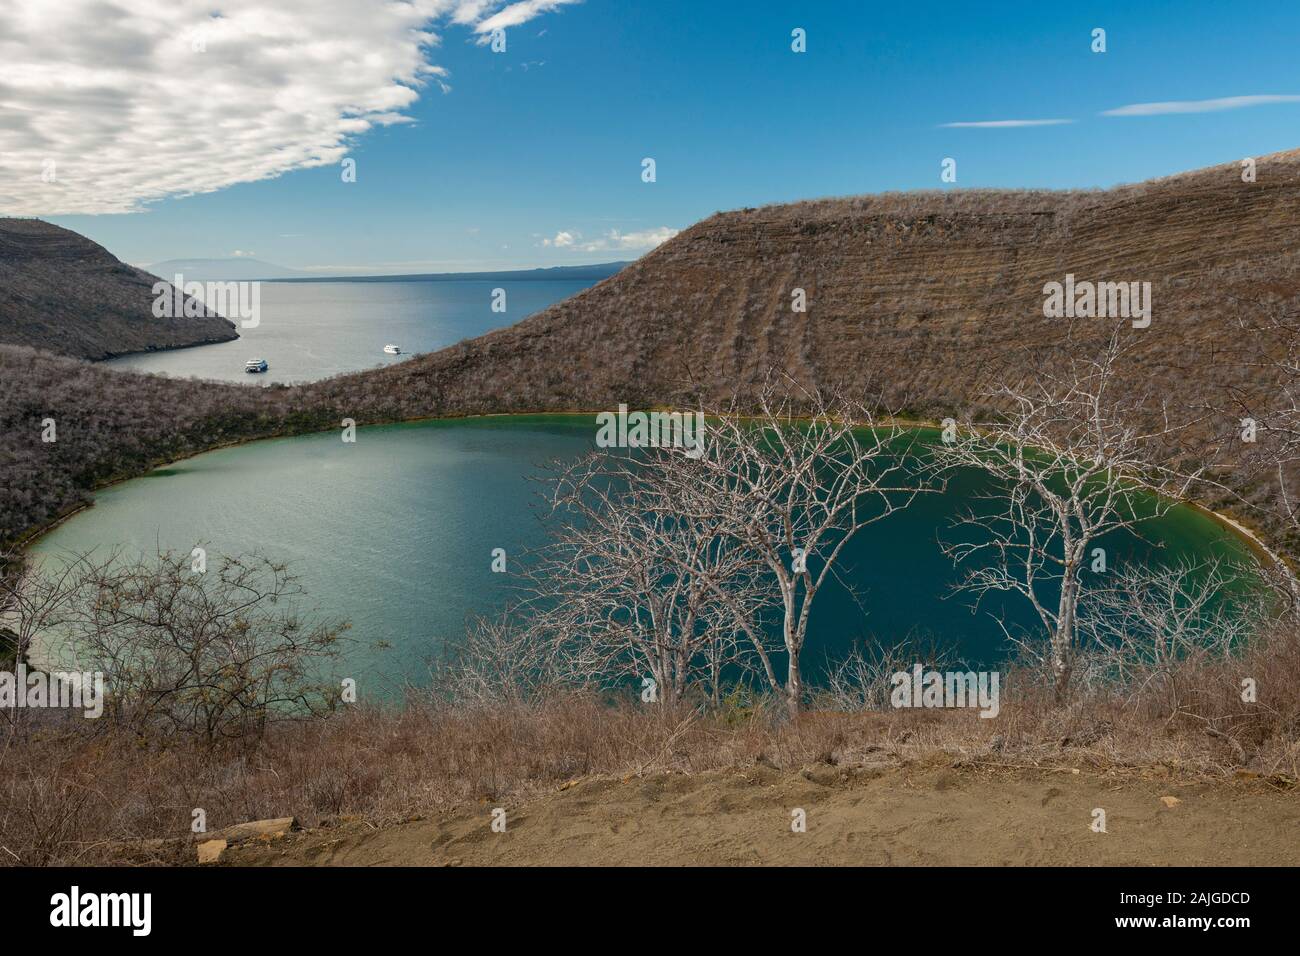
[[30, 417, 1257, 698], [105, 278, 595, 384]]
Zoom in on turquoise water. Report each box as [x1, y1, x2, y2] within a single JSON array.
[[30, 417, 1258, 697], [106, 279, 596, 384]]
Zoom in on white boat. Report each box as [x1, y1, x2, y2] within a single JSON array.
[[244, 358, 268, 373], [383, 344, 401, 355]]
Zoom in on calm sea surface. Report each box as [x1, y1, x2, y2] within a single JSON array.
[[106, 278, 594, 383]]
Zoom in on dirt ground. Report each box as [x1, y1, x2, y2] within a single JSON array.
[[227, 760, 1300, 866]]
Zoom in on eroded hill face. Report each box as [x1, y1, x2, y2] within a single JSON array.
[[371, 152, 1300, 424], [0, 218, 238, 360], [4, 153, 1300, 549]]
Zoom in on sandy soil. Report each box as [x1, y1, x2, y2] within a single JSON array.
[[227, 759, 1300, 866]]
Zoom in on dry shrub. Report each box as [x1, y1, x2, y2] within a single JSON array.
[[3, 618, 1297, 866]]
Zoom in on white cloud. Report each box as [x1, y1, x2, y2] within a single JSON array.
[[577, 227, 678, 253], [474, 0, 581, 40], [452, 1, 499, 24], [231, 250, 256, 257], [0, 1, 577, 215], [1102, 95, 1300, 117], [539, 226, 677, 253], [938, 119, 1074, 128]]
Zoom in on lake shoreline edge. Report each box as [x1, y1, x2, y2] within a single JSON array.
[[17, 408, 1287, 584]]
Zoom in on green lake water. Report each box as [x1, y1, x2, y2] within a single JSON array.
[[29, 416, 1258, 697]]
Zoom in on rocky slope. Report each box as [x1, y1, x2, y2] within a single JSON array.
[[5, 152, 1300, 547], [364, 150, 1300, 424], [0, 218, 237, 359]]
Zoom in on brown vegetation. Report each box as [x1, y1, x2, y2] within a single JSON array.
[[5, 153, 1300, 867], [3, 620, 1298, 865], [0, 218, 237, 360], [5, 151, 1300, 555]]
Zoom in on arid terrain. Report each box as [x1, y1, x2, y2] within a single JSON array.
[[6, 657, 1297, 868], [367, 149, 1300, 422], [230, 762, 1300, 867], [0, 218, 236, 360], [5, 153, 1300, 871], [5, 150, 1300, 548]]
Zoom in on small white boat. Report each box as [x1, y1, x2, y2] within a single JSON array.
[[383, 344, 401, 355], [244, 358, 268, 373]]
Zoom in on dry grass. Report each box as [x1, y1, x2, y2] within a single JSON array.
[[3, 620, 1297, 867]]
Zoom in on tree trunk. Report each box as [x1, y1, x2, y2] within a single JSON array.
[[786, 651, 802, 717], [1053, 567, 1078, 703]]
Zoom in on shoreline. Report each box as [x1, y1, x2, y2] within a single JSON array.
[[96, 328, 241, 364], [16, 408, 1294, 681], [18, 409, 1282, 577], [1183, 500, 1288, 576]]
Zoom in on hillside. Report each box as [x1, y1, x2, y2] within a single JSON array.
[[0, 219, 238, 359], [4, 151, 1300, 547], [364, 151, 1300, 422]]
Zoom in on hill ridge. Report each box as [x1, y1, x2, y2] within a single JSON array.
[[0, 218, 238, 360], [355, 148, 1300, 422]]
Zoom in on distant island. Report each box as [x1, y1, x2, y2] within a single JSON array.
[[144, 258, 631, 284], [271, 262, 631, 284], [0, 226, 630, 362]]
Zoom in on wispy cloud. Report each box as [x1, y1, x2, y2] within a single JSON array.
[[578, 227, 678, 253], [939, 119, 1074, 128], [474, 0, 581, 41], [1102, 94, 1300, 117], [0, 1, 577, 216], [539, 227, 677, 253]]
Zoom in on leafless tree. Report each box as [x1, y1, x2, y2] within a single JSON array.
[[663, 376, 940, 716], [43, 548, 350, 743], [1, 548, 99, 743], [937, 331, 1201, 701], [0, 548, 88, 671], [515, 376, 936, 716], [820, 633, 960, 712], [424, 610, 567, 707], [1076, 557, 1264, 705], [534, 449, 772, 708]]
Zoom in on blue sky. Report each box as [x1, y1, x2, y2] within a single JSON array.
[[21, 0, 1300, 273]]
